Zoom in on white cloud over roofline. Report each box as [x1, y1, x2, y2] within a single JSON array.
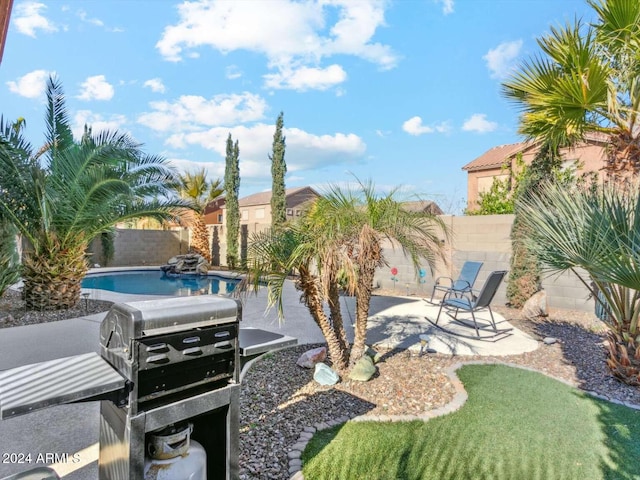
[[402, 116, 451, 136], [6, 69, 51, 98], [71, 110, 129, 140], [77, 75, 115, 101], [164, 123, 366, 177], [156, 0, 396, 91], [138, 92, 267, 132], [483, 40, 522, 79], [264, 64, 347, 91], [143, 78, 166, 93], [437, 0, 454, 15], [462, 113, 498, 133], [14, 1, 58, 37]]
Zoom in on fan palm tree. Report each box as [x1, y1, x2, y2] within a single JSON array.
[[0, 76, 188, 310], [517, 179, 640, 385], [243, 181, 447, 374], [501, 0, 640, 175], [176, 169, 224, 262]]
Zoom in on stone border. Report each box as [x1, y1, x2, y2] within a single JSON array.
[[286, 359, 640, 480]]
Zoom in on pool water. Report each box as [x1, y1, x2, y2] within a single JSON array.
[[81, 271, 239, 296]]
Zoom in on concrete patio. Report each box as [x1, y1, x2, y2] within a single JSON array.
[[0, 281, 538, 479]]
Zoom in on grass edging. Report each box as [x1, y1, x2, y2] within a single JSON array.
[[287, 359, 640, 480]]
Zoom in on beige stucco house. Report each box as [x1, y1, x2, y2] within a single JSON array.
[[220, 186, 320, 234], [462, 133, 609, 211]]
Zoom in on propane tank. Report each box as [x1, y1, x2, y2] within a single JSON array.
[[144, 423, 207, 480]]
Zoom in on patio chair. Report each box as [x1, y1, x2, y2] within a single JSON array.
[[429, 261, 483, 303], [433, 270, 509, 337]]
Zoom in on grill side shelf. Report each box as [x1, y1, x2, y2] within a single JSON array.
[[0, 352, 127, 420]]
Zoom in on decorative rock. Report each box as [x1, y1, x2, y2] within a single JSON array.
[[543, 337, 558, 345], [348, 355, 377, 382], [287, 450, 301, 460], [160, 253, 210, 275], [365, 346, 382, 363], [522, 290, 549, 319], [313, 362, 339, 386], [296, 347, 327, 368], [303, 426, 316, 433]]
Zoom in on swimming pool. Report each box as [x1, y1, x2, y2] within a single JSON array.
[[81, 270, 240, 296]]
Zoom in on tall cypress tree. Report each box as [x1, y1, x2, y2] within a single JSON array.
[[225, 133, 240, 269], [270, 111, 287, 230]]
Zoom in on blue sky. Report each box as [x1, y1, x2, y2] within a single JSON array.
[[1, 0, 595, 213]]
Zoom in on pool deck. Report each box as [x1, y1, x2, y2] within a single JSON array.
[[0, 273, 538, 479]]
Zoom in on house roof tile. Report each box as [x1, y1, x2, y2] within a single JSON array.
[[462, 142, 529, 172], [238, 186, 319, 207]]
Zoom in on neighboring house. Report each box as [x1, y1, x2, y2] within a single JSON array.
[[203, 197, 225, 225], [462, 132, 609, 211], [221, 186, 321, 234], [401, 200, 443, 216]]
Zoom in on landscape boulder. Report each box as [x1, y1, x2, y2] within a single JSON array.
[[296, 346, 327, 369], [348, 355, 376, 382], [313, 362, 340, 386], [522, 290, 549, 319], [364, 346, 382, 363], [161, 254, 210, 275]]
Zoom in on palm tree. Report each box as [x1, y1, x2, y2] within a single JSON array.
[[331, 181, 448, 363], [176, 169, 224, 262], [517, 179, 640, 385], [0, 77, 187, 310], [501, 0, 640, 175], [243, 181, 447, 374]]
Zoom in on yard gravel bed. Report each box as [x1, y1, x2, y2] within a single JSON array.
[[1, 290, 639, 480]]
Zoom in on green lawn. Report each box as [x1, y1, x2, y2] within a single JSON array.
[[302, 364, 640, 480]]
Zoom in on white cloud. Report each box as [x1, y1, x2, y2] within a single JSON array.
[[462, 113, 498, 133], [165, 123, 365, 179], [14, 1, 58, 37], [402, 116, 450, 136], [264, 64, 347, 91], [77, 75, 115, 101], [436, 0, 454, 15], [156, 0, 396, 90], [483, 40, 522, 79], [138, 92, 267, 132], [77, 9, 104, 27], [6, 69, 51, 98], [144, 78, 166, 93], [225, 65, 242, 80], [71, 110, 128, 139]]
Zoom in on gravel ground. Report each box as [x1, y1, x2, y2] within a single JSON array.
[[0, 289, 113, 328], [1, 289, 639, 480]]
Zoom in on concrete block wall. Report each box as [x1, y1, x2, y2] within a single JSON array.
[[101, 215, 596, 313], [88, 228, 190, 267], [373, 214, 595, 313]]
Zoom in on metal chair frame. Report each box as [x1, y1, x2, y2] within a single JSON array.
[[434, 270, 509, 337], [430, 261, 483, 303]]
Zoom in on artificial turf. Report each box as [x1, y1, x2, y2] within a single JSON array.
[[301, 364, 640, 480]]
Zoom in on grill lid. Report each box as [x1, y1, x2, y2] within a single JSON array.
[[100, 296, 240, 347]]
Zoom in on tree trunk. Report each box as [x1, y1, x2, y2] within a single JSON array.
[[298, 266, 349, 374], [606, 329, 640, 386], [327, 281, 349, 368], [22, 244, 89, 310], [189, 214, 211, 262]]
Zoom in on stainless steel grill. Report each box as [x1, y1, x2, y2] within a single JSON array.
[[97, 296, 241, 480], [0, 295, 298, 480]]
